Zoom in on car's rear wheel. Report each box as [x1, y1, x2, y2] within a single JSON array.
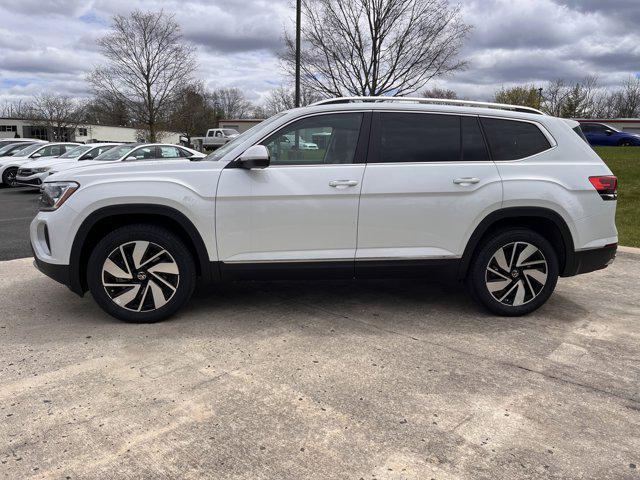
[[467, 228, 559, 316], [87, 224, 196, 323], [2, 167, 18, 187]]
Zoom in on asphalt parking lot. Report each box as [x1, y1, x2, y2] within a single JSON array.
[[1, 249, 639, 479], [0, 186, 40, 261]]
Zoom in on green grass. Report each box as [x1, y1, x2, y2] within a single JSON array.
[[594, 147, 640, 247]]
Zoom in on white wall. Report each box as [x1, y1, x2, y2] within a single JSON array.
[[0, 117, 181, 144]]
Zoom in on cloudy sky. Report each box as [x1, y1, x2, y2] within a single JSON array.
[[1, 0, 639, 106]]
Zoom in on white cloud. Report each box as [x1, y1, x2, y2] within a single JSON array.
[[0, 0, 639, 105]]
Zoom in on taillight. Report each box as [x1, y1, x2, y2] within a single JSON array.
[[589, 175, 617, 201]]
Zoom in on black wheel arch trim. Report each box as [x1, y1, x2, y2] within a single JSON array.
[[458, 207, 576, 280], [68, 204, 214, 296]]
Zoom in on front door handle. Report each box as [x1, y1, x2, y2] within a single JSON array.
[[453, 177, 480, 186], [329, 180, 359, 188]]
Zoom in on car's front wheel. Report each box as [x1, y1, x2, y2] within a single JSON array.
[[2, 167, 18, 187], [87, 224, 196, 323], [467, 228, 559, 316]]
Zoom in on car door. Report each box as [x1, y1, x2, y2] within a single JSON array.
[[355, 112, 503, 277], [216, 112, 370, 279]]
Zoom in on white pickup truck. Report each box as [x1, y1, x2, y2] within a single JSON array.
[[202, 128, 240, 149]]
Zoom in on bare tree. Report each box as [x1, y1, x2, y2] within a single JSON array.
[[212, 88, 253, 119], [608, 76, 640, 118], [422, 87, 458, 99], [282, 0, 470, 97], [541, 80, 570, 117], [28, 93, 86, 141], [85, 91, 131, 127], [168, 82, 216, 142], [0, 99, 32, 119], [541, 77, 599, 118], [88, 10, 195, 142], [263, 86, 323, 115]]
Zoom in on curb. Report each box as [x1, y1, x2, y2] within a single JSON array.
[[619, 245, 640, 255]]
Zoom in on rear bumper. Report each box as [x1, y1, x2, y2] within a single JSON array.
[[563, 244, 617, 277]]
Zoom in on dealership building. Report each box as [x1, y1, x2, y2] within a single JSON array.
[[0, 117, 181, 144]]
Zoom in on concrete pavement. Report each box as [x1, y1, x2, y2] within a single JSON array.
[[0, 252, 639, 479], [0, 187, 39, 261]]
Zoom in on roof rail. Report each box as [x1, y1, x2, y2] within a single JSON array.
[[310, 96, 546, 115]]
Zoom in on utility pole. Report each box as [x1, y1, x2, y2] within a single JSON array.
[[295, 0, 301, 108], [538, 87, 543, 108]]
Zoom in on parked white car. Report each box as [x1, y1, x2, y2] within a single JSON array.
[[0, 142, 81, 187], [0, 140, 46, 158], [32, 97, 617, 323], [0, 138, 46, 150], [47, 143, 205, 176], [16, 143, 121, 188]]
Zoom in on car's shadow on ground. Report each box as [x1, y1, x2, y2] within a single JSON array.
[[15, 274, 590, 338]]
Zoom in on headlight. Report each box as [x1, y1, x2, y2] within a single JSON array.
[[34, 167, 50, 173], [39, 181, 79, 211]]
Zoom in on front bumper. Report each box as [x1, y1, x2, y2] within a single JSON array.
[[33, 253, 71, 288], [563, 243, 617, 276], [16, 172, 47, 187]]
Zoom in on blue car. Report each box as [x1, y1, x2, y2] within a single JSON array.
[[580, 122, 640, 146]]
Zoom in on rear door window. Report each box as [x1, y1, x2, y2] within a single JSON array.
[[377, 113, 460, 163], [375, 113, 489, 163], [480, 118, 551, 160], [158, 146, 183, 159]]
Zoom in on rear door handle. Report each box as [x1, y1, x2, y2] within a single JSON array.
[[453, 177, 480, 185], [329, 180, 359, 188]]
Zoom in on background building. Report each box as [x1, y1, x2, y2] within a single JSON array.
[[0, 117, 182, 144], [218, 119, 263, 133]]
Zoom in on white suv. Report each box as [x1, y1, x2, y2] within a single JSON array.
[[31, 97, 618, 323]]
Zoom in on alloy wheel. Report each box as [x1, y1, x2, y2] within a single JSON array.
[[101, 241, 180, 312], [6, 169, 17, 187], [485, 241, 548, 307]]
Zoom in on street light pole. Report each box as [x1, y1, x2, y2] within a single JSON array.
[[538, 87, 543, 108], [295, 0, 301, 108]]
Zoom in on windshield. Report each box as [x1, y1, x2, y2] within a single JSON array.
[[59, 145, 92, 159], [94, 145, 135, 161], [206, 113, 287, 162], [222, 129, 239, 136], [15, 143, 45, 157], [0, 143, 30, 155]]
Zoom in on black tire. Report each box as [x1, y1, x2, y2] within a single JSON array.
[[87, 224, 196, 323], [467, 228, 559, 316], [2, 167, 18, 187], [618, 140, 633, 147]]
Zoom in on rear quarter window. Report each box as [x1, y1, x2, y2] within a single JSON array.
[[480, 118, 551, 160]]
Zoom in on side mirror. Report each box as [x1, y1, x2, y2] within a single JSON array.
[[604, 129, 613, 136], [80, 154, 93, 160], [124, 156, 137, 162], [237, 145, 270, 169], [31, 153, 42, 159]]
